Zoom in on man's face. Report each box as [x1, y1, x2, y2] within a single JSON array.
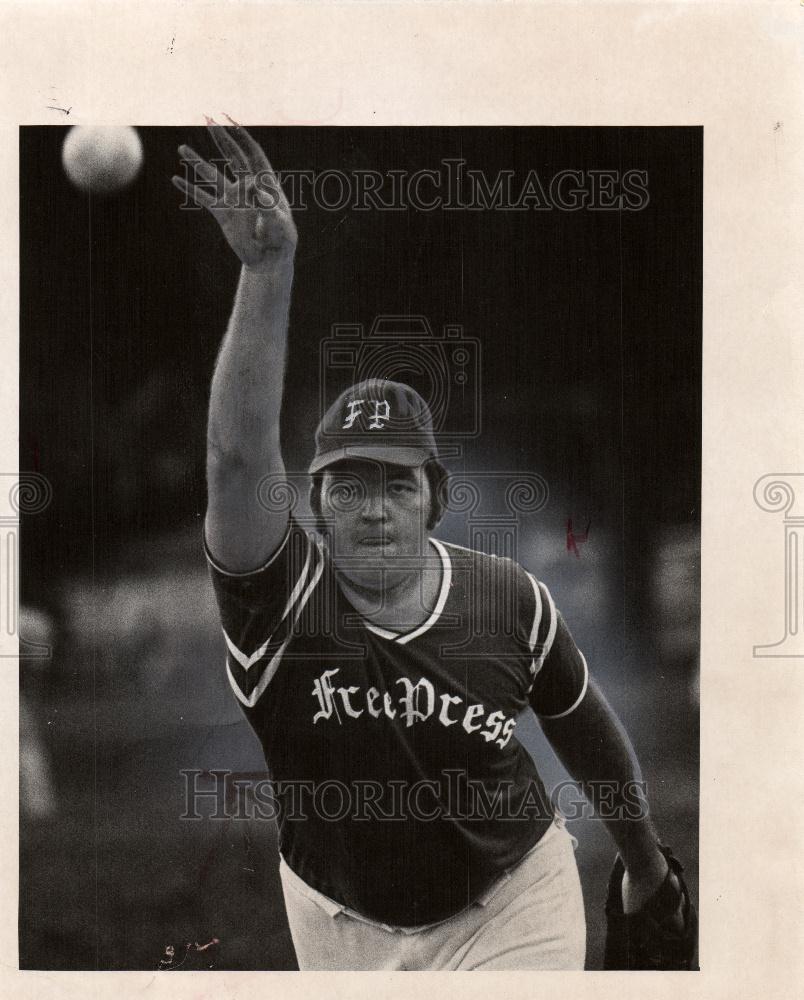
[[319, 459, 432, 590]]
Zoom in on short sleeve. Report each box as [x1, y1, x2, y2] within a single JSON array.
[[204, 517, 323, 709], [523, 575, 589, 719]]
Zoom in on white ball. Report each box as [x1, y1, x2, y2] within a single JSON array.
[[62, 126, 143, 194]]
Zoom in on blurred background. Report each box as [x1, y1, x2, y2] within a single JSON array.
[[19, 126, 701, 970]]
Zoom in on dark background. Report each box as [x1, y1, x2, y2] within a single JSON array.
[[19, 126, 701, 970]]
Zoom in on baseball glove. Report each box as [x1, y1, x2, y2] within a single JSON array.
[[603, 844, 698, 970]]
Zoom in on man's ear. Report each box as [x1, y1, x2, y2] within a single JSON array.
[[424, 460, 449, 531], [309, 474, 327, 534]]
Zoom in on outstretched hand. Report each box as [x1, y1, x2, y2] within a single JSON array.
[[172, 120, 297, 271]]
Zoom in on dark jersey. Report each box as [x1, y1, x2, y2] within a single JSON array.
[[205, 519, 588, 927]]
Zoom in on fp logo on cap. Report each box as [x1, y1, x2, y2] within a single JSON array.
[[343, 399, 391, 430]]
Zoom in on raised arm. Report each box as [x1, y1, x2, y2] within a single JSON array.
[[173, 124, 297, 572]]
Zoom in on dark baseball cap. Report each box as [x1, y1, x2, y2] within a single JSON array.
[[309, 379, 439, 474]]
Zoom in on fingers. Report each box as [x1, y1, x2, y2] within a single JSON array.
[[206, 114, 274, 179], [224, 124, 290, 211], [220, 117, 275, 177], [182, 127, 280, 200], [178, 143, 224, 187], [174, 130, 290, 220], [205, 122, 250, 179], [171, 173, 217, 210], [176, 142, 240, 207]]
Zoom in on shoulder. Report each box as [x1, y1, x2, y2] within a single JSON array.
[[435, 539, 551, 644], [436, 538, 522, 573], [205, 516, 327, 607], [438, 539, 541, 590]]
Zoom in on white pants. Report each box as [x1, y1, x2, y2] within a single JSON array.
[[278, 817, 586, 970]]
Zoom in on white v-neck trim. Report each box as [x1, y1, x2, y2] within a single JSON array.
[[362, 538, 452, 644]]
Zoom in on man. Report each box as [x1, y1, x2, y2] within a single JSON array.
[[173, 124, 694, 970]]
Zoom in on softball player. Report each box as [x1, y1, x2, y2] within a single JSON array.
[[173, 124, 696, 971]]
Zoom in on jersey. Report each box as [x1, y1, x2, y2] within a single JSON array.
[[205, 518, 589, 927]]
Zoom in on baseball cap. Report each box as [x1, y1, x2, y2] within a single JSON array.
[[309, 379, 439, 474]]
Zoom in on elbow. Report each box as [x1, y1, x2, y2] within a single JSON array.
[[206, 426, 281, 471]]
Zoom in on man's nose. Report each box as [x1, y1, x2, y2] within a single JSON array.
[[359, 489, 386, 520]]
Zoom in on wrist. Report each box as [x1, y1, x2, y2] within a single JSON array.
[[238, 257, 295, 302], [624, 847, 667, 885], [621, 839, 666, 881], [243, 249, 295, 278], [621, 848, 672, 915]]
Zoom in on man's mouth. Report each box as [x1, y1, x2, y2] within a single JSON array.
[[358, 536, 395, 547]]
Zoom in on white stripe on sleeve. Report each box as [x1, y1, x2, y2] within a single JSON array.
[[221, 535, 313, 670], [537, 651, 590, 720], [526, 574, 558, 683], [226, 540, 326, 708]]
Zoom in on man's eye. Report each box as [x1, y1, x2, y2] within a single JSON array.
[[388, 482, 415, 496], [327, 479, 363, 509]]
